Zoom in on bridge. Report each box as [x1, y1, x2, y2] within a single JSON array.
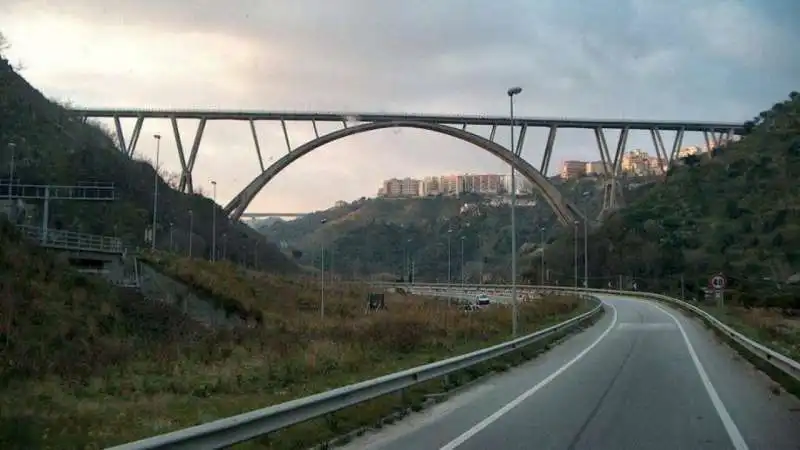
[[241, 212, 308, 218], [68, 108, 744, 226]]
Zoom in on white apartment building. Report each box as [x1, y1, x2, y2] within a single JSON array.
[[585, 161, 606, 176], [379, 177, 422, 198]]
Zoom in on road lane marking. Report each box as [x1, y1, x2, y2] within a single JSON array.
[[439, 302, 618, 450], [647, 301, 749, 450]]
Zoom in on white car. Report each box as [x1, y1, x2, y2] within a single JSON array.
[[475, 293, 491, 307]]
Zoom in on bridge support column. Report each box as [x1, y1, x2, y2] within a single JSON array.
[[540, 125, 558, 174], [171, 117, 207, 194], [594, 127, 628, 215], [113, 115, 144, 158]]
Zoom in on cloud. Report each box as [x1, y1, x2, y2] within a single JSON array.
[[1, 0, 797, 213]]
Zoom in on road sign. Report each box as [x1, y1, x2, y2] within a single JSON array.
[[709, 273, 727, 290]]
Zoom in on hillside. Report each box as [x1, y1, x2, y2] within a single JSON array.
[[524, 92, 800, 307], [261, 177, 657, 281], [0, 58, 295, 272]]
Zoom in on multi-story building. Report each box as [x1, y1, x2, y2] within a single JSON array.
[[419, 176, 440, 196], [462, 173, 507, 195], [378, 177, 421, 198], [677, 145, 702, 159], [560, 160, 586, 179], [621, 149, 653, 176], [585, 161, 605, 176]]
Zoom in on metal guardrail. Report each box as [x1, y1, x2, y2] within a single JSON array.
[[0, 181, 116, 200], [106, 294, 604, 450], [379, 282, 800, 383], [19, 225, 123, 254]]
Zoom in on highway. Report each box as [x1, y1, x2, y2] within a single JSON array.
[[341, 294, 800, 450]]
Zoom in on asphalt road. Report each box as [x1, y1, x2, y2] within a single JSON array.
[[341, 294, 800, 450]]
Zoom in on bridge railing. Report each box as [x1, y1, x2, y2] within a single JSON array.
[[105, 293, 604, 450], [19, 225, 123, 254]]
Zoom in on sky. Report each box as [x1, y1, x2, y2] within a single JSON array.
[[2, 0, 798, 214]]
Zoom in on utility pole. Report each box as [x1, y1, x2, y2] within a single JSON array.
[[151, 134, 161, 250], [507, 85, 523, 337], [211, 180, 217, 261]]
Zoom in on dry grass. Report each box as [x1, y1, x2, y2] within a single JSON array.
[[1, 239, 588, 450], [703, 305, 800, 360]]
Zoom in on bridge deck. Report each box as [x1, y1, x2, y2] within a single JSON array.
[[68, 108, 744, 132]]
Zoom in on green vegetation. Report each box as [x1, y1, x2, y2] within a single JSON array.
[[261, 178, 629, 281], [0, 220, 587, 449], [0, 57, 295, 272], [524, 92, 800, 357]]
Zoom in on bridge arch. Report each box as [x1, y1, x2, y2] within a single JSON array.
[[225, 121, 581, 225]]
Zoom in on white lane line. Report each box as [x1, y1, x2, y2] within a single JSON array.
[[647, 301, 749, 450], [439, 302, 619, 450]]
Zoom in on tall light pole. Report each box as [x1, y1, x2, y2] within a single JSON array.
[[151, 134, 161, 249], [188, 209, 194, 258], [7, 142, 16, 201], [507, 85, 523, 337], [573, 220, 579, 291], [583, 219, 589, 288], [320, 218, 328, 319], [447, 228, 453, 284], [540, 226, 546, 285], [211, 180, 217, 261], [460, 235, 466, 286]]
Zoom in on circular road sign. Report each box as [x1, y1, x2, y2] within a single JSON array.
[[710, 274, 727, 290]]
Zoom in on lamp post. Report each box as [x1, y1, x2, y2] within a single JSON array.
[[583, 219, 589, 288], [211, 180, 217, 261], [540, 226, 546, 285], [573, 220, 579, 292], [151, 134, 161, 249], [188, 210, 194, 257], [507, 85, 523, 337], [7, 142, 16, 201], [447, 228, 453, 284], [320, 218, 328, 319], [460, 235, 466, 286]]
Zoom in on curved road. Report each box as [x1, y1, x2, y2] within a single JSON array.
[[341, 294, 800, 450]]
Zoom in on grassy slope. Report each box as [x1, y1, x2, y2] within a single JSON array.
[[0, 59, 295, 272], [0, 219, 588, 449], [524, 92, 800, 358], [262, 178, 620, 280]]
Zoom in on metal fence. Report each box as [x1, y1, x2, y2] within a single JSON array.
[[19, 225, 123, 254], [0, 181, 116, 200]]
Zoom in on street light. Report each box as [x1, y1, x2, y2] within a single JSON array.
[[7, 142, 16, 201], [573, 220, 579, 292], [211, 180, 217, 261], [446, 228, 453, 284], [151, 134, 161, 249], [460, 235, 466, 286], [188, 209, 194, 258], [583, 219, 588, 288], [540, 227, 546, 285], [320, 218, 328, 320], [507, 85, 523, 337]]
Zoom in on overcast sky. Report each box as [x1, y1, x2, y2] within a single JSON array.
[[2, 0, 798, 214]]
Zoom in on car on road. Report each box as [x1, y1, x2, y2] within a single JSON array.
[[475, 293, 490, 307]]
